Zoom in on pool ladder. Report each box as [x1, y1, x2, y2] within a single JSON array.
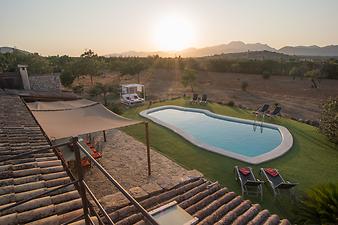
[[253, 114, 265, 133]]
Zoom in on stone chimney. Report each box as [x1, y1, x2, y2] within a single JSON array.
[[18, 65, 30, 90]]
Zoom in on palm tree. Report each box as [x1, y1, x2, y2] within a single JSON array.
[[294, 183, 338, 224]]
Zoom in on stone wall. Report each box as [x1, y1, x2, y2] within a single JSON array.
[[29, 74, 61, 92]]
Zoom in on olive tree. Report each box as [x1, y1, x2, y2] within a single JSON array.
[[89, 82, 117, 106], [181, 69, 196, 93]]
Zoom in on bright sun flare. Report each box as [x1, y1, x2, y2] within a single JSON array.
[[152, 15, 195, 51]]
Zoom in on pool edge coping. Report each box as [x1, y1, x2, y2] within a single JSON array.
[[140, 105, 293, 165]]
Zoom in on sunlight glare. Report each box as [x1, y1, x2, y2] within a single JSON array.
[[152, 15, 195, 51]]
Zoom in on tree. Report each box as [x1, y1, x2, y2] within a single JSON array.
[[80, 49, 99, 85], [289, 66, 302, 80], [60, 70, 75, 87], [320, 97, 338, 144], [120, 59, 147, 83], [305, 69, 321, 88], [294, 183, 338, 224], [89, 82, 117, 106], [181, 69, 196, 93]]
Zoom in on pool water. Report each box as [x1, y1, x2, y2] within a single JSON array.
[[148, 108, 282, 157]]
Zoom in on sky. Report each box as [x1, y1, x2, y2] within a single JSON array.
[[0, 0, 337, 56]]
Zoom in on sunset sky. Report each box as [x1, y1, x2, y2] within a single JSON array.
[[1, 0, 337, 56]]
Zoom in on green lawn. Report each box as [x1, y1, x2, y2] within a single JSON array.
[[120, 98, 338, 220]]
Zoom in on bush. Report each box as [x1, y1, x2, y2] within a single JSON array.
[[72, 85, 84, 94], [241, 81, 248, 91], [60, 70, 75, 87], [319, 97, 338, 144], [109, 103, 123, 114], [227, 100, 235, 107], [294, 183, 338, 224]]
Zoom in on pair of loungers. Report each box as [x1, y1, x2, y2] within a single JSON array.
[[191, 93, 208, 104], [234, 166, 297, 199], [255, 104, 282, 117], [121, 93, 144, 105]]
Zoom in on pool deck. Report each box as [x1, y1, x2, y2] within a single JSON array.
[[140, 105, 293, 164]]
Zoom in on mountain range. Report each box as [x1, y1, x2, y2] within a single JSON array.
[[2, 41, 338, 57], [106, 41, 338, 57]]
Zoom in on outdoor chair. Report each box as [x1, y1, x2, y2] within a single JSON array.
[[200, 94, 208, 104], [254, 104, 269, 114], [266, 106, 282, 117], [234, 166, 264, 200], [260, 168, 297, 198], [190, 93, 198, 104]]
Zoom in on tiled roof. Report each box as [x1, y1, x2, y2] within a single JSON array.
[[99, 177, 290, 225], [0, 95, 84, 225]]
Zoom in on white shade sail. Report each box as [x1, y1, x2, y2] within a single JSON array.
[[27, 99, 142, 140]]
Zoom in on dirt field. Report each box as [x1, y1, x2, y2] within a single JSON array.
[[74, 69, 338, 121]]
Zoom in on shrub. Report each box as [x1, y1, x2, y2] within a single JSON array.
[[319, 97, 338, 144], [109, 103, 123, 114], [227, 100, 235, 107], [72, 85, 84, 95], [294, 183, 338, 224], [60, 70, 75, 87], [241, 81, 248, 91]]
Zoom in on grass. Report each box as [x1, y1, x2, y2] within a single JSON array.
[[120, 98, 338, 220]]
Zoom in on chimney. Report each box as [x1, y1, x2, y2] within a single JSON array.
[[18, 65, 30, 90]]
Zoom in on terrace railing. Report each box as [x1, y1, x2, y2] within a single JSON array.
[[0, 138, 159, 225]]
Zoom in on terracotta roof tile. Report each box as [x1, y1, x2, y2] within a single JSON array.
[[0, 95, 85, 224], [98, 177, 289, 225]]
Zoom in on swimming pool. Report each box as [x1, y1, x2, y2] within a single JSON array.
[[140, 106, 293, 164]]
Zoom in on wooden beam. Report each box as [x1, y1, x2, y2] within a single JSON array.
[[145, 122, 151, 176], [103, 130, 106, 142], [72, 137, 91, 225]]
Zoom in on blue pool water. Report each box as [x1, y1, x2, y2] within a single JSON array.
[[148, 108, 282, 157]]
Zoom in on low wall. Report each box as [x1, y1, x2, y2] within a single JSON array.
[[29, 74, 61, 92]]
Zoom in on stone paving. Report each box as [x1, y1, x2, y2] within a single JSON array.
[[84, 129, 202, 199]]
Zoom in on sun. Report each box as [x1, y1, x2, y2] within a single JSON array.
[[152, 15, 195, 51]]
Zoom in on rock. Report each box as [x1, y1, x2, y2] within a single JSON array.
[[128, 187, 148, 200], [141, 182, 163, 196], [99, 192, 129, 211]]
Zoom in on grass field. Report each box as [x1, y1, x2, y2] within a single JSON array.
[[120, 98, 338, 220]]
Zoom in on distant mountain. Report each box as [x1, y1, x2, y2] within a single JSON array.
[[107, 41, 338, 58], [106, 41, 277, 58], [278, 45, 338, 56], [207, 50, 293, 61]]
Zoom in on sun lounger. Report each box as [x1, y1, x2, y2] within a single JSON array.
[[130, 93, 144, 103], [254, 104, 269, 114], [266, 106, 282, 117], [121, 94, 144, 105], [234, 166, 264, 200], [190, 93, 198, 103], [200, 94, 208, 104], [260, 168, 297, 197]]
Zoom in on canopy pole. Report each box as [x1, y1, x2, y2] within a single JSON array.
[[103, 130, 106, 142], [145, 122, 151, 176]]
